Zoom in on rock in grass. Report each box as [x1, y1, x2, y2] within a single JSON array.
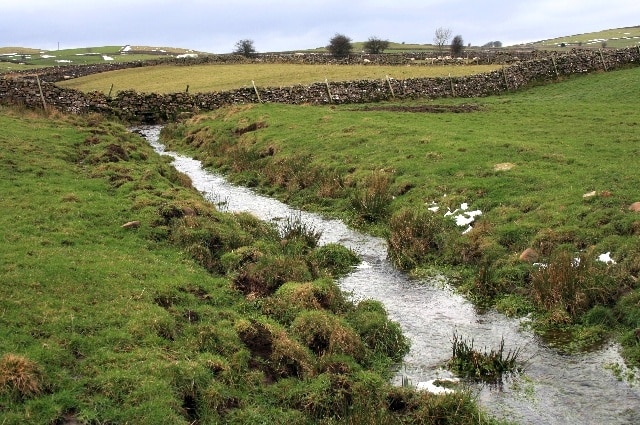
[[519, 248, 539, 263], [629, 202, 640, 212], [121, 220, 141, 229]]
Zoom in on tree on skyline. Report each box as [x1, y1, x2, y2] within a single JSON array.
[[434, 27, 452, 54], [451, 35, 464, 56], [328, 33, 353, 57], [363, 36, 390, 54], [233, 39, 256, 57]]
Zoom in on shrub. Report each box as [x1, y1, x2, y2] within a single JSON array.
[[0, 354, 43, 399], [582, 305, 616, 327]]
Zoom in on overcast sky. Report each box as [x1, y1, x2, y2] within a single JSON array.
[[2, 0, 639, 53]]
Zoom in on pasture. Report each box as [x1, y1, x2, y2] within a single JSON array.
[[159, 65, 640, 362], [56, 63, 500, 94]]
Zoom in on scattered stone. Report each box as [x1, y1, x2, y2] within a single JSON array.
[[519, 248, 539, 263], [583, 191, 597, 198], [121, 220, 141, 229], [182, 206, 196, 216], [629, 202, 640, 212], [494, 162, 515, 171]]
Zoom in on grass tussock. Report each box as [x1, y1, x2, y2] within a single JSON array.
[[0, 354, 43, 399], [448, 333, 522, 382]]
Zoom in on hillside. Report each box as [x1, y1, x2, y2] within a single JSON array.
[[516, 25, 640, 49], [0, 45, 202, 72]]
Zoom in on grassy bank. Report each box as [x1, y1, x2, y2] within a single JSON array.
[[0, 106, 503, 424], [159, 66, 640, 366]]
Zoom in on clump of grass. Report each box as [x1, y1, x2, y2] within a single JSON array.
[[447, 333, 522, 382], [385, 385, 494, 424], [309, 243, 360, 277], [0, 354, 43, 399], [530, 250, 622, 322], [347, 300, 410, 362], [278, 213, 322, 255], [233, 255, 313, 297], [388, 208, 456, 270], [350, 171, 394, 223], [291, 310, 366, 360], [264, 278, 349, 325]]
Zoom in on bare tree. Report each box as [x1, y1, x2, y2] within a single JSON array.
[[433, 27, 452, 54], [363, 36, 390, 54], [328, 33, 353, 58], [450, 35, 464, 56], [233, 39, 256, 57]]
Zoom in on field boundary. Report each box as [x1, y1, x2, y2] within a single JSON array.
[[1, 48, 639, 123]]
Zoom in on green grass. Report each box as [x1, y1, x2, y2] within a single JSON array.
[[522, 26, 640, 49], [0, 45, 199, 73], [56, 63, 500, 94], [160, 66, 640, 364], [0, 106, 499, 424]]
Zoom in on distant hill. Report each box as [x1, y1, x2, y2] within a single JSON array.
[[0, 45, 203, 72], [514, 26, 640, 49]]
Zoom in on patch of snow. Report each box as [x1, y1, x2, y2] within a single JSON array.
[[55, 60, 72, 63], [102, 55, 114, 61], [416, 378, 458, 394], [428, 201, 483, 233], [453, 209, 482, 227], [177, 53, 198, 59], [598, 252, 616, 264], [41, 54, 56, 58], [122, 45, 131, 52]]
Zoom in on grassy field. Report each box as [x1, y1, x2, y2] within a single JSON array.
[[0, 107, 503, 424], [159, 66, 640, 364], [0, 45, 200, 73], [56, 63, 500, 94], [519, 26, 640, 49]]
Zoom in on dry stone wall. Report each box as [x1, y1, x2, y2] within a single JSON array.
[[1, 48, 639, 124]]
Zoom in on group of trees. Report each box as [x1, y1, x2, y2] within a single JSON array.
[[234, 28, 501, 58]]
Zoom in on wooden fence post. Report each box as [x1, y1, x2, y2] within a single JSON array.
[[386, 75, 395, 98], [108, 83, 114, 98], [325, 78, 333, 103], [502, 67, 510, 90], [551, 57, 559, 78], [599, 50, 608, 71], [35, 75, 47, 111], [252, 80, 262, 103]]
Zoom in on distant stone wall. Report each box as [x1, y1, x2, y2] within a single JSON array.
[[1, 48, 639, 123]]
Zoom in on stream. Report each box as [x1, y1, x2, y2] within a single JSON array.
[[138, 126, 640, 424]]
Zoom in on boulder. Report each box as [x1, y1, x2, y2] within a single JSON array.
[[629, 202, 640, 212], [121, 220, 141, 229]]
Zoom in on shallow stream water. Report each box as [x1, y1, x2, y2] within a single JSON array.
[[139, 126, 640, 424]]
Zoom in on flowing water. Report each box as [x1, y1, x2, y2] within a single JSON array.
[[138, 126, 640, 424]]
